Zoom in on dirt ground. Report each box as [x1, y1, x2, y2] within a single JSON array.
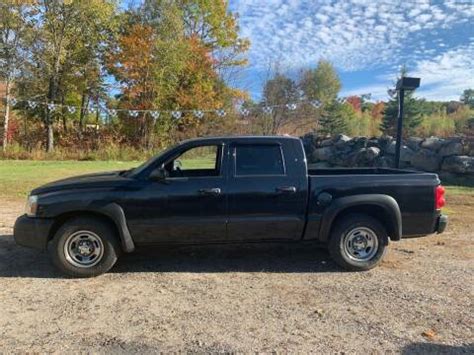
[[0, 195, 473, 353]]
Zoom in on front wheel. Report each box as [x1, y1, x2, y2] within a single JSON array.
[[49, 217, 121, 277], [328, 213, 388, 271]]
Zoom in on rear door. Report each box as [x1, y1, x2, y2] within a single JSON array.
[[226, 139, 308, 241]]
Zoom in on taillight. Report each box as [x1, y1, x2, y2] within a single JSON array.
[[435, 185, 446, 209]]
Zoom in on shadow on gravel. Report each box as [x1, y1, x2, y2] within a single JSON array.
[[0, 234, 338, 278], [402, 342, 474, 354], [114, 243, 337, 274]]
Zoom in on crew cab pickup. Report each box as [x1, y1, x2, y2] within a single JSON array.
[[14, 136, 448, 277]]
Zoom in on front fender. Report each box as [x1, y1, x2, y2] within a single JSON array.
[[40, 197, 135, 253], [318, 194, 402, 242]]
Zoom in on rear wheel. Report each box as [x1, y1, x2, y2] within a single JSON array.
[[328, 213, 388, 271], [49, 217, 121, 277]]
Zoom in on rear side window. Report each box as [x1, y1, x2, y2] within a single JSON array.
[[235, 144, 285, 176]]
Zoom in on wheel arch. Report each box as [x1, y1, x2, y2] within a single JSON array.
[[48, 203, 135, 253], [318, 194, 402, 242]]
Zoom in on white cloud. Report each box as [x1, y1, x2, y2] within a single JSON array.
[[418, 13, 432, 23], [408, 8, 422, 17], [315, 13, 329, 23], [231, 0, 474, 72], [412, 44, 474, 100], [342, 44, 474, 101]]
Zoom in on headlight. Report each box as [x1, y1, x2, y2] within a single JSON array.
[[25, 195, 38, 217]]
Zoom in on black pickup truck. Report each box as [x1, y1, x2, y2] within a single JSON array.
[[14, 136, 447, 277]]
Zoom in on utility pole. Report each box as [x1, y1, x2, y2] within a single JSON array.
[[394, 77, 420, 169]]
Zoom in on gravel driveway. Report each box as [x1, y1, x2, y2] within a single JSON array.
[[0, 196, 472, 353]]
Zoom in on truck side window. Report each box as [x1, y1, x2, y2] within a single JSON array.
[[235, 145, 285, 176], [166, 145, 221, 177]]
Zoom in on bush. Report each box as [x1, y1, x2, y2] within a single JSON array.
[[0, 143, 156, 161]]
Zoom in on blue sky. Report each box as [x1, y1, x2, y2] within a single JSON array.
[[229, 0, 474, 102]]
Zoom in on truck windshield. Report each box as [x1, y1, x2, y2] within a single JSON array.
[[126, 143, 180, 177]]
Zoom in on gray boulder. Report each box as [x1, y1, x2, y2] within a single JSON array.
[[311, 147, 333, 161], [421, 137, 445, 152], [301, 133, 329, 159], [375, 155, 394, 168], [385, 142, 413, 162], [406, 137, 423, 151], [351, 137, 368, 150], [411, 149, 441, 172], [400, 146, 415, 162], [466, 139, 474, 156], [378, 135, 393, 151], [350, 147, 381, 167], [366, 147, 381, 160], [321, 138, 334, 147], [385, 141, 396, 154], [367, 138, 380, 148], [439, 140, 463, 157], [441, 156, 474, 174], [333, 134, 351, 147], [328, 150, 350, 166]]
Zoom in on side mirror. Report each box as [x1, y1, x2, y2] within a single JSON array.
[[149, 167, 168, 181]]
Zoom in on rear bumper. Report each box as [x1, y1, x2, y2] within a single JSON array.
[[435, 214, 448, 234], [13, 214, 54, 250]]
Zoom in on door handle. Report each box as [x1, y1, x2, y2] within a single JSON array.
[[276, 186, 297, 194], [198, 187, 222, 196]]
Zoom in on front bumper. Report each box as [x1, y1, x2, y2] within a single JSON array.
[[435, 214, 448, 234], [13, 214, 55, 250]]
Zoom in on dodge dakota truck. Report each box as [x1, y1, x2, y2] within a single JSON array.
[[14, 136, 448, 277]]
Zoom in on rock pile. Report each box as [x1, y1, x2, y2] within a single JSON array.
[[301, 133, 474, 182]]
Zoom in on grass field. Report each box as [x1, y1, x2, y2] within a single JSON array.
[[0, 160, 473, 199], [0, 160, 139, 199], [0, 158, 215, 199]]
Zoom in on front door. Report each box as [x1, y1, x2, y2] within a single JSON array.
[[127, 143, 227, 244]]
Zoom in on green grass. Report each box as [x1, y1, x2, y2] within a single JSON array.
[[0, 160, 139, 199], [1, 160, 473, 200], [445, 185, 474, 196], [0, 158, 215, 199]]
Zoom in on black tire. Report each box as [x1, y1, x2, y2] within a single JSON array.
[[49, 217, 121, 277], [328, 213, 388, 271]]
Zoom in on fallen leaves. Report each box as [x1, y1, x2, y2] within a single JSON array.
[[422, 329, 437, 339]]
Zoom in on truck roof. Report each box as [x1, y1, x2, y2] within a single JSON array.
[[181, 135, 300, 144]]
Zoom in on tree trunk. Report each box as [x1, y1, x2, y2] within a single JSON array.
[[46, 120, 54, 152], [2, 79, 11, 152], [46, 77, 55, 152], [61, 95, 67, 132], [270, 112, 279, 135], [95, 96, 100, 124], [79, 91, 87, 131]]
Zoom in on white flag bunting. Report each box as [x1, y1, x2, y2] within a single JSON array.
[[3, 96, 336, 119]]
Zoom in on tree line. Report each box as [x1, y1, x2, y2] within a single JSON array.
[[1, 0, 249, 153], [252, 64, 473, 139], [1, 0, 473, 156]]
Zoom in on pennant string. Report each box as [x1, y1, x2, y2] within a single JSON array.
[[2, 96, 346, 118]]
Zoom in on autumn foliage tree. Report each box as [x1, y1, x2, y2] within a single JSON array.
[[175, 36, 231, 123], [346, 96, 362, 112], [107, 0, 249, 148], [107, 24, 163, 146]]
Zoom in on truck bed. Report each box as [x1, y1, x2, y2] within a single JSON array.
[[306, 167, 440, 237]]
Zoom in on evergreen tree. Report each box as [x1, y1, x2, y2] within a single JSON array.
[[319, 100, 354, 136], [461, 89, 474, 109], [381, 67, 422, 136]]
